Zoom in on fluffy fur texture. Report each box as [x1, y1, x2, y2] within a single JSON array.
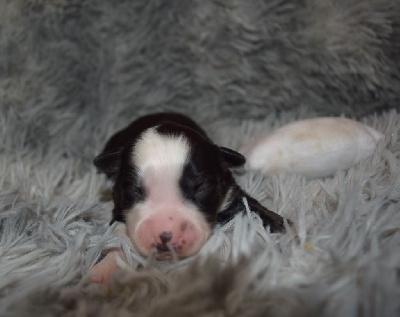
[[240, 117, 385, 178], [1, 1, 399, 316]]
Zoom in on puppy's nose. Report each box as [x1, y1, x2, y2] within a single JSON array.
[[159, 231, 172, 244]]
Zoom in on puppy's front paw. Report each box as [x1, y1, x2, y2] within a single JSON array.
[[89, 249, 125, 284]]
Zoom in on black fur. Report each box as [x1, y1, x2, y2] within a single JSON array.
[[94, 112, 287, 232], [217, 186, 286, 232]]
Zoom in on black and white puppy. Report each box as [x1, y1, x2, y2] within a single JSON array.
[[94, 113, 287, 263]]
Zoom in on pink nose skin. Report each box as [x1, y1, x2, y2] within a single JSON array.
[[133, 214, 205, 260]]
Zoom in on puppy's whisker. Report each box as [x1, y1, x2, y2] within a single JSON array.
[[145, 248, 157, 269], [167, 242, 178, 263]]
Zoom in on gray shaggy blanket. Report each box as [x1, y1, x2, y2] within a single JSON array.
[[1, 1, 399, 316]]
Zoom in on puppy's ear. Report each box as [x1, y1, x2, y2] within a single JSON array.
[[219, 147, 246, 168], [93, 151, 121, 177]]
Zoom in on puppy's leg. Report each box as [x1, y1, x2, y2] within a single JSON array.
[[242, 193, 288, 232], [217, 187, 288, 232], [89, 224, 127, 284]]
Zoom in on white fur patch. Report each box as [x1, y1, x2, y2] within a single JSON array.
[[132, 127, 190, 179]]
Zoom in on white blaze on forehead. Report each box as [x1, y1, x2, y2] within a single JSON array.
[[133, 128, 190, 172], [132, 127, 190, 200]]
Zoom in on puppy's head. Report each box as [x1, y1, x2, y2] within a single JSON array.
[[95, 122, 245, 260]]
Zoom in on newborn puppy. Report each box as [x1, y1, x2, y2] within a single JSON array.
[[91, 113, 287, 282]]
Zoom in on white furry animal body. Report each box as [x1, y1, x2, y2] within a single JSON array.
[[240, 118, 384, 178]]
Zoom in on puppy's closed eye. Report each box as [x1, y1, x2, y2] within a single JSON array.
[[193, 178, 211, 198]]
